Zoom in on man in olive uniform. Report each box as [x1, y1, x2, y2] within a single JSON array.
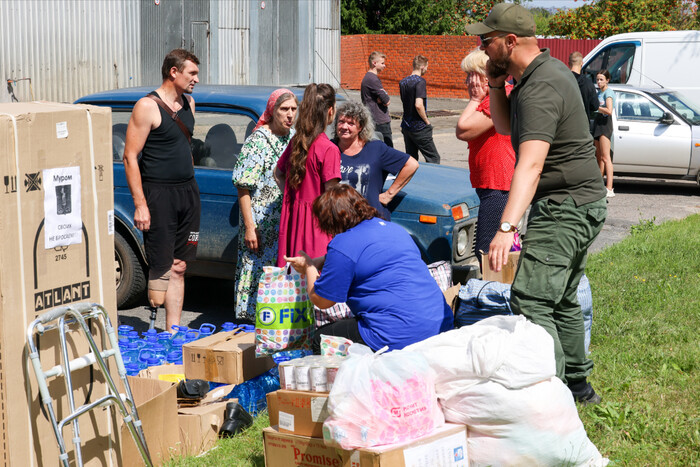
[[467, 3, 607, 404]]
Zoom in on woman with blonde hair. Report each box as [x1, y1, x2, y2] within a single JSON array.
[[456, 49, 516, 266], [274, 83, 340, 266]]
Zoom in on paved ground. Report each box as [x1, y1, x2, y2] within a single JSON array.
[[118, 91, 700, 332]]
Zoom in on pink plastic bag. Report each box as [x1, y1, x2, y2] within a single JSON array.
[[323, 345, 444, 449]]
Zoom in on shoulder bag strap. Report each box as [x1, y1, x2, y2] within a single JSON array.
[[147, 94, 192, 144]]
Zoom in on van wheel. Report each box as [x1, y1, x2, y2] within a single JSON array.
[[115, 231, 146, 309]]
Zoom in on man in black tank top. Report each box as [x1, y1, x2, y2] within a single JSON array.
[[123, 49, 201, 332]]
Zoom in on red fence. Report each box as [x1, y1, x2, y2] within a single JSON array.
[[341, 35, 602, 98]]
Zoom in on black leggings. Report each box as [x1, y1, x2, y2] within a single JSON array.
[[312, 318, 366, 354]]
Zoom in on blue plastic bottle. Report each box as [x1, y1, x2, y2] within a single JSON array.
[[165, 350, 182, 365], [171, 337, 186, 351], [157, 332, 172, 352], [122, 342, 141, 365], [170, 325, 189, 342], [118, 325, 134, 339], [221, 322, 236, 332], [142, 328, 158, 339], [184, 331, 199, 343], [145, 356, 162, 368], [125, 362, 141, 376], [197, 323, 216, 340]]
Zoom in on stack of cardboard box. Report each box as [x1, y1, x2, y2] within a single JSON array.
[[265, 389, 469, 466]]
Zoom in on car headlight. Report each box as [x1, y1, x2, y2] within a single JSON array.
[[456, 228, 468, 256]]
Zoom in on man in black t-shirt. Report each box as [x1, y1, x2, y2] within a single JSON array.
[[399, 55, 441, 164], [569, 51, 599, 129], [124, 49, 201, 331], [361, 52, 393, 147]]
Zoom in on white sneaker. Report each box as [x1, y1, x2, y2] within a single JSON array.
[[606, 188, 615, 198]]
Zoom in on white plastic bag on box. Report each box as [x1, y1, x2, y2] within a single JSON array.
[[407, 316, 608, 467], [322, 344, 444, 449]]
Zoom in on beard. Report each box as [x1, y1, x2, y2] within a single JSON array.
[[486, 57, 509, 79], [486, 42, 511, 79]]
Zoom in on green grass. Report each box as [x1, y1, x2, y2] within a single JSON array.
[[167, 215, 700, 466]]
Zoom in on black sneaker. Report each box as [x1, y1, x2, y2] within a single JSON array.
[[570, 382, 601, 406]]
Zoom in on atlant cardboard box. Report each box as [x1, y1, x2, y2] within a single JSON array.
[[183, 330, 275, 384], [263, 423, 468, 467], [267, 390, 330, 438], [0, 103, 117, 466]]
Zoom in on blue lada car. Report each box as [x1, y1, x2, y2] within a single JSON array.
[[75, 85, 479, 308]]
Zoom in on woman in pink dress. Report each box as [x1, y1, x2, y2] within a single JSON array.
[[274, 83, 340, 266]]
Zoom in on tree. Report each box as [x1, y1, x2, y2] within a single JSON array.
[[547, 0, 699, 39]]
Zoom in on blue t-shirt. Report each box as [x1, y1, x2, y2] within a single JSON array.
[[598, 88, 615, 109], [339, 140, 410, 220], [314, 218, 453, 351]]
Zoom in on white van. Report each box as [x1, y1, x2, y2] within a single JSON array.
[[582, 31, 700, 105]]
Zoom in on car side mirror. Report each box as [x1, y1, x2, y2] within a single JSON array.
[[659, 112, 675, 125]]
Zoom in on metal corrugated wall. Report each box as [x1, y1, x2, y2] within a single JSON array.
[[0, 0, 140, 103], [314, 0, 341, 87], [538, 38, 602, 65], [215, 0, 250, 84]]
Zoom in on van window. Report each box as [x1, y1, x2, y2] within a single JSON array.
[[583, 43, 637, 85]]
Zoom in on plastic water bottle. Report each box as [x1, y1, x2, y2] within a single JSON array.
[[165, 350, 182, 365], [142, 328, 158, 339], [125, 362, 141, 376], [122, 342, 141, 365], [239, 324, 255, 333], [197, 323, 216, 340], [145, 356, 162, 368], [170, 325, 189, 342], [185, 330, 199, 343], [118, 325, 134, 339], [127, 330, 140, 343], [157, 332, 172, 352], [221, 322, 236, 332], [171, 337, 186, 351]]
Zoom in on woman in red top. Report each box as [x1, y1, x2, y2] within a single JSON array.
[[456, 49, 516, 266], [274, 83, 341, 266]]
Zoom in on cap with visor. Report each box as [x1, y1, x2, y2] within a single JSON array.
[[465, 3, 536, 37]]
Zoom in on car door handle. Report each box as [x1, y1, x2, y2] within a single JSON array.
[[618, 125, 629, 131]]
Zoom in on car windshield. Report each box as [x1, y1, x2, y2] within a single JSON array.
[[651, 91, 700, 125]]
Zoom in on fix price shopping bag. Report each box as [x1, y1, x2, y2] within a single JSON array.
[[255, 265, 315, 357]]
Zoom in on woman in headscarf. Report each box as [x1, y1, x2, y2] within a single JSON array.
[[231, 89, 298, 320]]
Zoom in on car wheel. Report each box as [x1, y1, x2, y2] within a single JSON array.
[[115, 231, 146, 309]]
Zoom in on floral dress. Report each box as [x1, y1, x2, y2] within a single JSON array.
[[232, 127, 294, 320]]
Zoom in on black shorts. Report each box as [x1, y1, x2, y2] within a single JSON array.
[[143, 178, 200, 274], [593, 114, 613, 140]]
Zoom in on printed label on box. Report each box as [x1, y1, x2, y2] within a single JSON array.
[[310, 397, 329, 423], [56, 121, 68, 139], [403, 430, 468, 467], [350, 450, 361, 467], [43, 166, 82, 248], [278, 411, 294, 432], [107, 209, 114, 235]]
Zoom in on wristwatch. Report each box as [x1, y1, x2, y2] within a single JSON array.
[[499, 222, 518, 233]]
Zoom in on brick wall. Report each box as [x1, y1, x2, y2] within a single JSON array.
[[341, 35, 602, 98]]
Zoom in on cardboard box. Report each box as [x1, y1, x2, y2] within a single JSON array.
[[183, 330, 275, 384], [443, 283, 462, 314], [0, 103, 117, 466], [263, 423, 468, 467], [130, 365, 236, 460], [267, 390, 330, 438], [481, 251, 521, 284], [122, 376, 181, 466]]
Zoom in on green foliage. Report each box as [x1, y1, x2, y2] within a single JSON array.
[[630, 216, 657, 235], [340, 0, 502, 35], [547, 0, 700, 39]]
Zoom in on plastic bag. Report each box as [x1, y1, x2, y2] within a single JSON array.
[[323, 344, 444, 449], [255, 265, 314, 357], [319, 334, 353, 357], [407, 316, 607, 466]]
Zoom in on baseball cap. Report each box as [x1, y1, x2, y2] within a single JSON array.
[[465, 3, 536, 37]]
